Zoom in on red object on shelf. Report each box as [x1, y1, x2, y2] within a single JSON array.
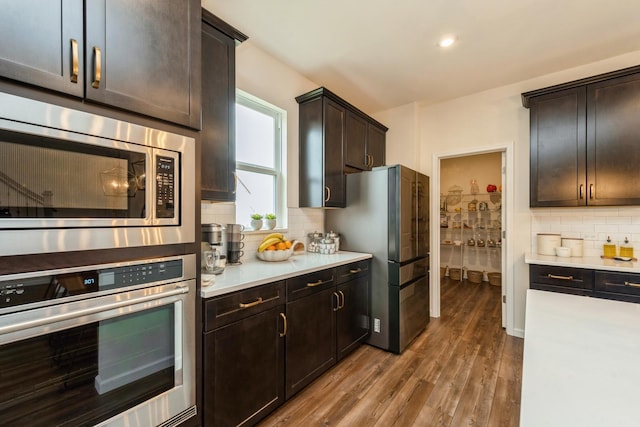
[[486, 184, 497, 193]]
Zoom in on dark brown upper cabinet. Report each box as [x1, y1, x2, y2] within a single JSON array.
[[297, 87, 387, 208], [0, 0, 201, 129], [345, 110, 387, 171], [200, 9, 247, 202], [523, 65, 640, 207]]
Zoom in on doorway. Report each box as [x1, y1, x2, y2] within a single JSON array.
[[431, 143, 515, 335]]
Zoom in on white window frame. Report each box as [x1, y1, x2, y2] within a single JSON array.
[[235, 90, 287, 229]]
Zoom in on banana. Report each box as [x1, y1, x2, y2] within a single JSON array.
[[258, 237, 283, 252], [262, 232, 284, 243]]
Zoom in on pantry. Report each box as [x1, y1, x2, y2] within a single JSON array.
[[440, 152, 504, 288]]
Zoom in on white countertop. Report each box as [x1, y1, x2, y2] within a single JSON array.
[[200, 251, 372, 298], [520, 289, 640, 427], [525, 252, 640, 273]]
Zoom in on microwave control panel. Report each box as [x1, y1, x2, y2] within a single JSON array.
[[156, 155, 176, 219]]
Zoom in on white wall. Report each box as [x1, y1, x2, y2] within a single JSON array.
[[379, 49, 640, 335]]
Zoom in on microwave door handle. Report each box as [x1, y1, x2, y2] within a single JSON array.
[[0, 285, 188, 336]]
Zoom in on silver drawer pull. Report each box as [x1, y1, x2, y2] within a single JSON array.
[[624, 281, 640, 288], [239, 297, 263, 308], [349, 268, 362, 274], [547, 274, 574, 281]]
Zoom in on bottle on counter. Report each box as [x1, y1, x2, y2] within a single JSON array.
[[603, 236, 617, 258], [620, 237, 634, 258]]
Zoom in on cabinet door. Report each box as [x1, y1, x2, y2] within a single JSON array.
[[367, 124, 386, 168], [587, 73, 640, 205], [0, 0, 84, 97], [336, 274, 370, 361], [85, 0, 201, 128], [204, 306, 285, 427], [529, 87, 586, 207], [323, 98, 346, 207], [285, 287, 336, 399], [201, 19, 236, 201], [344, 110, 368, 170]]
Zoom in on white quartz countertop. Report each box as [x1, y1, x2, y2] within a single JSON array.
[[520, 289, 640, 427], [200, 251, 372, 298], [525, 252, 640, 273]]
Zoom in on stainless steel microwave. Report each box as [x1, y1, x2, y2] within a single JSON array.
[[0, 93, 195, 256]]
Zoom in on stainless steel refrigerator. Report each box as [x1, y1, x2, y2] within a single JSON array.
[[326, 165, 430, 353]]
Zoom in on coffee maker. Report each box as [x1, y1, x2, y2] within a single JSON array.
[[201, 223, 226, 274]]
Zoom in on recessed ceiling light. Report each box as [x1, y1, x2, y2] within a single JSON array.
[[438, 37, 456, 48]]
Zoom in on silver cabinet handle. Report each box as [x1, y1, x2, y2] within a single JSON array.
[[624, 281, 640, 288], [324, 186, 331, 202], [307, 278, 332, 287], [92, 46, 102, 89], [349, 268, 362, 274], [338, 290, 345, 309], [579, 184, 584, 199], [333, 292, 340, 311], [589, 184, 594, 200]]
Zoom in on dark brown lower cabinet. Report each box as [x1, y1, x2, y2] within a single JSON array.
[[203, 261, 371, 425], [336, 261, 370, 361], [203, 281, 286, 427], [285, 270, 337, 399], [530, 263, 640, 304]]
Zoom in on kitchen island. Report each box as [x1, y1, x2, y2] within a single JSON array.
[[201, 251, 372, 297], [521, 289, 640, 427]]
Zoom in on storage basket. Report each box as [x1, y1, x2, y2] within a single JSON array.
[[440, 265, 448, 277], [488, 272, 501, 287], [449, 268, 462, 281], [467, 270, 483, 284]]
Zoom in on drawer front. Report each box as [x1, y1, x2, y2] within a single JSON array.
[[529, 264, 593, 290], [204, 281, 286, 331], [595, 271, 640, 300], [335, 259, 370, 285], [287, 269, 335, 302]]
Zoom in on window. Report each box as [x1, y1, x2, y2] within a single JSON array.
[[235, 90, 286, 229]]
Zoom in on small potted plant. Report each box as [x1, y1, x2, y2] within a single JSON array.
[[250, 213, 263, 230], [265, 213, 277, 230]]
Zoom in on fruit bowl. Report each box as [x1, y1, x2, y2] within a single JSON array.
[[256, 248, 293, 262]]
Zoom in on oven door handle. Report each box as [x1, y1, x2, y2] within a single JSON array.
[[0, 284, 189, 336]]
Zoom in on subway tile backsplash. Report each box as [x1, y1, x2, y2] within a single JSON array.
[[531, 207, 640, 257]]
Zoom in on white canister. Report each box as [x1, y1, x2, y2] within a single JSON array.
[[561, 238, 584, 257], [537, 233, 561, 256]]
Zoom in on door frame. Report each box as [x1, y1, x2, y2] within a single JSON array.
[[430, 141, 515, 336]]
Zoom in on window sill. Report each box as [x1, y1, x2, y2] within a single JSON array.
[[243, 228, 289, 236]]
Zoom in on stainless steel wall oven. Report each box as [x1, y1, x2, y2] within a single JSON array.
[[0, 254, 197, 427], [0, 92, 195, 256]]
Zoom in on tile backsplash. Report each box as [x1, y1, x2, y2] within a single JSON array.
[[201, 201, 324, 258], [531, 206, 640, 257]]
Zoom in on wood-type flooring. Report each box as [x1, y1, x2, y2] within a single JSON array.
[[258, 277, 523, 427]]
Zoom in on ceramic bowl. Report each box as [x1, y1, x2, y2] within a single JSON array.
[[555, 246, 571, 257], [257, 248, 293, 262]]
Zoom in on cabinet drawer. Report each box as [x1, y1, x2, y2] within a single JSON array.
[[595, 271, 640, 302], [529, 264, 593, 294], [204, 281, 285, 331], [335, 260, 370, 285], [287, 269, 335, 302]]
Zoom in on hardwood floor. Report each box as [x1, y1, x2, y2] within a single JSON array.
[[258, 278, 523, 427]]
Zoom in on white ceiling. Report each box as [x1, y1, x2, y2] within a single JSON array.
[[203, 0, 640, 114]]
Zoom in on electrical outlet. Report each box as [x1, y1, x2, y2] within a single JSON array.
[[374, 318, 381, 333]]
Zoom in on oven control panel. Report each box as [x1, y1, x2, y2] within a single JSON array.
[[0, 259, 183, 312]]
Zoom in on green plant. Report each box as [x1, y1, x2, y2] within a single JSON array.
[[265, 213, 276, 220], [250, 213, 264, 220]]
